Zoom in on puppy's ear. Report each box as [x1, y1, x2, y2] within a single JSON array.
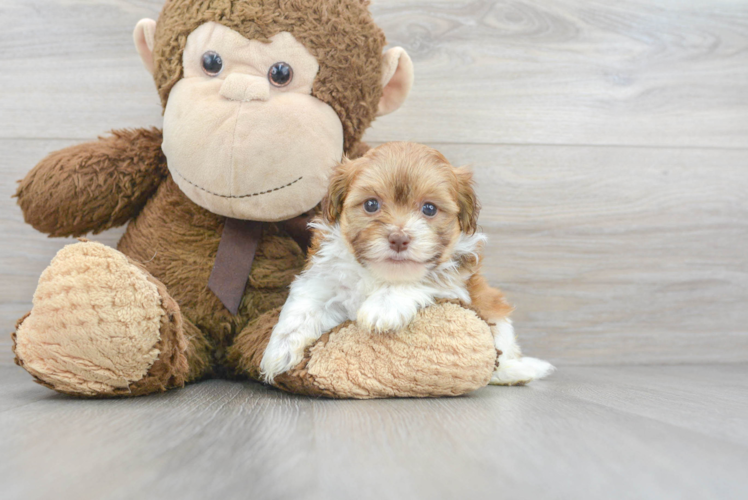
[[323, 158, 357, 223], [455, 166, 480, 234]]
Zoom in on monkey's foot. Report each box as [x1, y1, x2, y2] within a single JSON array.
[[228, 301, 498, 399], [13, 241, 188, 397]]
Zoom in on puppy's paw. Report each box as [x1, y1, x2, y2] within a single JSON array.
[[260, 322, 318, 383], [260, 334, 306, 383], [356, 298, 416, 333], [490, 357, 555, 386]]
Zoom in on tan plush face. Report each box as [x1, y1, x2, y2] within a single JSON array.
[[161, 22, 344, 221], [326, 142, 479, 283]]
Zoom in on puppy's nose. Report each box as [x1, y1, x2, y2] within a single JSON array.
[[220, 73, 270, 102], [388, 232, 411, 253]]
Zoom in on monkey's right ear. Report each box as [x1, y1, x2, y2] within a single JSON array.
[[378, 47, 414, 116], [133, 19, 157, 75]]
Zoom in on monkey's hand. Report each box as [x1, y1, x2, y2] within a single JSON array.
[[15, 128, 168, 237]]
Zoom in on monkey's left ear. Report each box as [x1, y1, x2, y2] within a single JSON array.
[[377, 48, 414, 116], [133, 19, 157, 75]]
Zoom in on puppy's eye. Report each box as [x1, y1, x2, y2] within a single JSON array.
[[202, 51, 224, 76], [268, 62, 293, 87], [363, 199, 380, 214], [422, 202, 438, 217]]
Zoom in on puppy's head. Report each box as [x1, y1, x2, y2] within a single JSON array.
[[323, 142, 479, 283]]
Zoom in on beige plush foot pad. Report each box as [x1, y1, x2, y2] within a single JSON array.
[[13, 241, 188, 397], [231, 301, 498, 399]]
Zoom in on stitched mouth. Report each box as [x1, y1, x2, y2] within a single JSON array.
[[173, 170, 303, 199]]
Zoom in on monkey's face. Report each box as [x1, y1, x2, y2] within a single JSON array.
[[161, 22, 344, 221]]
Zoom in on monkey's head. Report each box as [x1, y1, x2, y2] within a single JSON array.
[[133, 0, 413, 221]]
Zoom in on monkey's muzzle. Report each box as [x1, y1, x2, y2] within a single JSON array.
[[219, 74, 270, 103]]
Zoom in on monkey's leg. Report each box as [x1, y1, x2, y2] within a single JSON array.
[[225, 307, 281, 383], [12, 241, 212, 397], [226, 302, 499, 399], [180, 317, 214, 385]]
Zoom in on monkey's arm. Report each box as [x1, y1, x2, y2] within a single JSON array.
[[15, 128, 168, 237]]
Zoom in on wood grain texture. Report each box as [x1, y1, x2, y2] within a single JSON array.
[[367, 0, 748, 147], [1, 364, 747, 500], [0, 0, 164, 140], [1, 0, 747, 147]]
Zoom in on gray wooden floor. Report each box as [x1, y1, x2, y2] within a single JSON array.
[[2, 364, 747, 500]]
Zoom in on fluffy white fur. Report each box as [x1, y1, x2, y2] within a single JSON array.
[[489, 319, 555, 385], [260, 222, 555, 385]]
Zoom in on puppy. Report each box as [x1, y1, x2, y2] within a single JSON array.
[[260, 142, 554, 384]]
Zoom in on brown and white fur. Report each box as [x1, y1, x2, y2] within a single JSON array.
[[260, 142, 554, 384]]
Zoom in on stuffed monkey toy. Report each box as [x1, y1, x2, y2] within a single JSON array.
[[12, 0, 499, 398]]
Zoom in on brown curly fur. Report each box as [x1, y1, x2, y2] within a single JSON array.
[[117, 175, 307, 374], [153, 0, 386, 151], [15, 128, 167, 237]]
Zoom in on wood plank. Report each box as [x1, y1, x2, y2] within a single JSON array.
[[367, 0, 748, 147], [1, 0, 746, 147], [0, 363, 51, 413], [2, 140, 746, 365], [554, 364, 748, 446], [0, 368, 319, 500], [1, 364, 747, 500], [0, 0, 164, 139], [308, 365, 748, 500]]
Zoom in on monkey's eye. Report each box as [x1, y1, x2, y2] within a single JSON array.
[[268, 62, 293, 87], [422, 203, 438, 217], [201, 51, 223, 76], [363, 199, 380, 214]]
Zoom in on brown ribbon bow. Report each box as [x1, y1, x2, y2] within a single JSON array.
[[208, 213, 313, 315]]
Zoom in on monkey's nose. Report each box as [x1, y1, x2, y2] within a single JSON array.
[[388, 232, 411, 253], [219, 73, 270, 102]]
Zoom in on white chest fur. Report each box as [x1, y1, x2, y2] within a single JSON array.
[[301, 222, 483, 320], [259, 222, 485, 381]]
